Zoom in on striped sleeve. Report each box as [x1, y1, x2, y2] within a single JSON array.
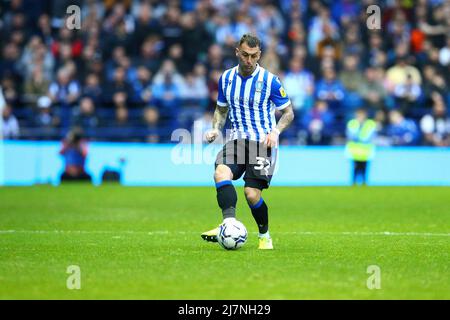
[[269, 76, 290, 110], [217, 75, 228, 107]]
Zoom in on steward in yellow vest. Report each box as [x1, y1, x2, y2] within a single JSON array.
[[345, 108, 376, 185]]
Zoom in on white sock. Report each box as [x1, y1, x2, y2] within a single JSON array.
[[223, 217, 236, 224], [259, 231, 270, 239]]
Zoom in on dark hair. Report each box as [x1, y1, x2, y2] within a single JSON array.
[[67, 127, 84, 144], [355, 107, 368, 114], [238, 34, 261, 49]]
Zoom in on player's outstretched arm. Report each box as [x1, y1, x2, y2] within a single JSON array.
[[205, 104, 229, 143], [265, 104, 295, 148]]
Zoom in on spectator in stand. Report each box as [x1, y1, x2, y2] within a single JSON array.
[[417, 3, 448, 49], [23, 66, 51, 103], [316, 66, 345, 113], [135, 35, 163, 74], [152, 72, 182, 128], [18, 36, 54, 87], [180, 11, 211, 68], [82, 53, 105, 84], [152, 59, 184, 126], [34, 96, 59, 132], [103, 19, 134, 60], [386, 9, 412, 47], [316, 25, 342, 62], [1, 76, 19, 107], [215, 13, 253, 47], [180, 64, 209, 104], [159, 5, 184, 53], [387, 39, 410, 67], [420, 93, 450, 147], [312, 45, 339, 78], [421, 65, 447, 106], [301, 100, 335, 146], [387, 109, 420, 146], [112, 91, 129, 111], [205, 44, 226, 72], [283, 57, 315, 115], [72, 96, 99, 131], [152, 59, 184, 88], [179, 70, 209, 128], [2, 103, 20, 139], [339, 54, 364, 118], [142, 106, 160, 143], [340, 54, 363, 91], [105, 46, 127, 81], [253, 2, 285, 44], [114, 105, 130, 128], [287, 20, 307, 52], [130, 66, 152, 104], [385, 55, 422, 94], [308, 6, 340, 56], [167, 43, 191, 75], [4, 12, 28, 52], [341, 23, 364, 57], [393, 73, 422, 116], [365, 32, 386, 68], [0, 42, 21, 81], [36, 13, 52, 46], [48, 68, 81, 130], [51, 26, 83, 64], [103, 66, 132, 105], [422, 45, 444, 73], [373, 109, 391, 146], [259, 37, 281, 75], [358, 67, 388, 113], [82, 73, 103, 105], [132, 1, 159, 55]]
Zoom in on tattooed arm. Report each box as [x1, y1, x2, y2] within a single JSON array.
[[264, 104, 295, 148], [205, 105, 229, 143]]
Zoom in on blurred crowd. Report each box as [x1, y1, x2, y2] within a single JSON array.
[[1, 0, 449, 146]]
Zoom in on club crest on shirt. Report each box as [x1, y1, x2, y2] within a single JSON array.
[[255, 81, 264, 92], [279, 87, 287, 97]]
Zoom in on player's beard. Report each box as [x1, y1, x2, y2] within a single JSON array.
[[239, 63, 256, 76]]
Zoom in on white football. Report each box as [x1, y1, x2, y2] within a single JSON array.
[[217, 220, 247, 250]]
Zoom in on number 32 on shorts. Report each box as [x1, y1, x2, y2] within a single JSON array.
[[254, 157, 271, 176]]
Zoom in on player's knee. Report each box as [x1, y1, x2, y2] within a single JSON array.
[[244, 187, 261, 205], [214, 165, 233, 183]]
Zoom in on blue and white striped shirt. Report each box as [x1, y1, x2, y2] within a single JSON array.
[[217, 64, 291, 141]]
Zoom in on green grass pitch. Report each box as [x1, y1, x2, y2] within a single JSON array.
[[0, 184, 449, 299]]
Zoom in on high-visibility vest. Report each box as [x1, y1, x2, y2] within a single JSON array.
[[345, 119, 376, 161]]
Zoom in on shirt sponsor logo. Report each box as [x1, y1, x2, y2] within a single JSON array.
[[255, 81, 264, 92]]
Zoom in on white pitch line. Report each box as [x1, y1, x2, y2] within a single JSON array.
[[0, 230, 449, 237]]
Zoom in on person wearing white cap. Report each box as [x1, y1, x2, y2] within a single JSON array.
[[35, 95, 57, 129]]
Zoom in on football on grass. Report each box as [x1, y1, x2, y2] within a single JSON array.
[[217, 220, 247, 250]]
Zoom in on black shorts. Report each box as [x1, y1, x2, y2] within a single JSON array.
[[215, 139, 276, 190]]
